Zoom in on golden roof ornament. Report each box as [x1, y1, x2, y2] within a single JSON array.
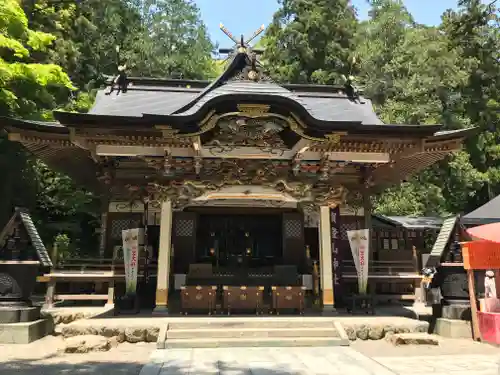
[[219, 23, 265, 54]]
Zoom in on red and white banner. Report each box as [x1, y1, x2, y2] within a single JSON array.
[[347, 229, 370, 294], [122, 228, 141, 295]]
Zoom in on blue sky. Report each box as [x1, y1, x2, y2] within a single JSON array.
[[194, 0, 463, 46]]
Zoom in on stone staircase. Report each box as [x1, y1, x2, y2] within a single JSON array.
[[157, 318, 350, 349]]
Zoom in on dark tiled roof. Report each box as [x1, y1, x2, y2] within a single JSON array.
[[426, 216, 458, 267], [298, 96, 383, 125], [90, 87, 199, 117], [18, 209, 53, 267], [462, 195, 500, 225], [89, 79, 384, 126], [172, 81, 307, 117], [373, 215, 443, 229], [0, 208, 52, 267]]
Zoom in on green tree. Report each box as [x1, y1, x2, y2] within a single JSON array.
[[33, 161, 99, 256], [262, 0, 358, 84], [0, 0, 73, 227], [22, 0, 143, 91], [0, 0, 99, 253], [354, 0, 415, 106], [355, 0, 487, 216], [0, 0, 75, 117], [441, 0, 500, 207], [126, 0, 216, 79]]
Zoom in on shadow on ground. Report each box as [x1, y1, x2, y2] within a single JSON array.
[[0, 358, 305, 375], [0, 359, 144, 375]]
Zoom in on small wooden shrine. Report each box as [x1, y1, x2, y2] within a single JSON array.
[[0, 26, 473, 314]]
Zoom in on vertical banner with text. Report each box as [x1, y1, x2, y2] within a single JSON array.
[[330, 206, 343, 300], [347, 229, 370, 294], [122, 228, 140, 295]]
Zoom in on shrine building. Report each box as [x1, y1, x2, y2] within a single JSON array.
[[0, 32, 473, 314]]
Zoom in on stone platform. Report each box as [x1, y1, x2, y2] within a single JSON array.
[[0, 306, 40, 323], [434, 318, 473, 339], [0, 319, 54, 344], [56, 314, 429, 349]]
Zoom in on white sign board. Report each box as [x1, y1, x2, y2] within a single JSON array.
[[347, 229, 370, 294], [122, 228, 141, 295]]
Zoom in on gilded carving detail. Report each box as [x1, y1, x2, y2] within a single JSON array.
[[236, 104, 270, 117], [205, 115, 287, 150], [154, 125, 179, 138], [144, 174, 346, 209]]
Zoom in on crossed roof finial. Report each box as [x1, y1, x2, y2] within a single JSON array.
[[219, 23, 265, 53]]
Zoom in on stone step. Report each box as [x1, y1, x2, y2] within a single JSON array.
[[165, 336, 349, 349], [167, 327, 340, 339], [168, 320, 333, 331]]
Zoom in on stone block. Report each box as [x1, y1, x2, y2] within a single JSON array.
[[0, 319, 53, 344], [125, 327, 146, 343], [434, 318, 472, 339], [0, 306, 40, 323], [368, 325, 384, 340], [64, 335, 110, 353], [387, 333, 440, 346], [442, 304, 471, 320]]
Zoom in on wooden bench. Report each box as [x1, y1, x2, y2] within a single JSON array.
[[341, 259, 423, 302], [38, 271, 116, 308], [38, 255, 157, 308]]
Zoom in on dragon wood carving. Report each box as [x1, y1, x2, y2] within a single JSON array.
[[144, 179, 345, 209]]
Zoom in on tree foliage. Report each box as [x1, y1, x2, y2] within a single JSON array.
[[262, 0, 499, 217], [262, 0, 358, 84], [364, 0, 499, 215], [0, 0, 75, 117], [125, 0, 216, 79]]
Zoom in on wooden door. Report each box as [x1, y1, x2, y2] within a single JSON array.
[[282, 212, 305, 272], [172, 212, 197, 273]]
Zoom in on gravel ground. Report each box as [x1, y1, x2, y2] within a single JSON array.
[[0, 335, 155, 375]]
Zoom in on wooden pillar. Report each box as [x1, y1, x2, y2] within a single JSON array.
[[319, 206, 335, 312], [45, 279, 56, 308], [467, 269, 480, 341], [106, 279, 115, 307], [98, 197, 110, 259], [154, 200, 173, 314], [362, 187, 373, 260]]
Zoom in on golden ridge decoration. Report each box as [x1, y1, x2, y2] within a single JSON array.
[[236, 104, 270, 117], [154, 125, 179, 138], [325, 133, 346, 146], [287, 117, 325, 142]]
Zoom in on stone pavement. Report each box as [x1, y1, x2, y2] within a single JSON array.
[[141, 346, 397, 375], [0, 335, 154, 375], [141, 346, 500, 375], [374, 355, 500, 375], [1, 334, 499, 375]]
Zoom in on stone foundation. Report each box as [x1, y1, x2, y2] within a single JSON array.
[[61, 325, 160, 344], [41, 306, 113, 325], [0, 319, 54, 344], [434, 318, 472, 339], [60, 320, 428, 343], [342, 322, 429, 341]]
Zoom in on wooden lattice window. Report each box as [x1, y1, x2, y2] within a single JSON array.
[[284, 219, 302, 238], [175, 219, 194, 237]]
